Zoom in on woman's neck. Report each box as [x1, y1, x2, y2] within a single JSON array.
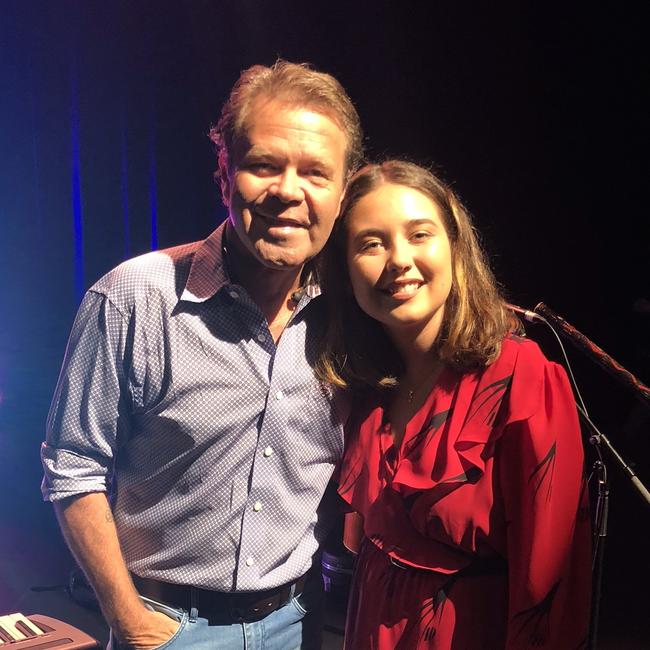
[[388, 324, 443, 382], [386, 350, 444, 446]]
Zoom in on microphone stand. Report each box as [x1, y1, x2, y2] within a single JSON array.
[[534, 302, 650, 408], [533, 302, 650, 505], [526, 302, 650, 650]]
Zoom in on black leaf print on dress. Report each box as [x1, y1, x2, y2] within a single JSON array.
[[401, 489, 425, 514], [512, 580, 560, 646], [417, 575, 457, 643], [440, 465, 482, 485], [416, 596, 438, 642], [407, 466, 484, 513], [403, 409, 450, 458], [467, 375, 512, 426], [528, 442, 556, 502], [377, 445, 400, 485], [337, 450, 365, 497], [377, 560, 401, 599]]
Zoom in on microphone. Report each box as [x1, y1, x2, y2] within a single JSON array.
[[505, 303, 544, 323], [290, 289, 305, 304]]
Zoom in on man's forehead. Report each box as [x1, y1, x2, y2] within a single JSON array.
[[240, 95, 347, 142], [231, 100, 347, 169]]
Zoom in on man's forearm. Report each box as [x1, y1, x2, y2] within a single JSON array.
[[53, 492, 146, 637]]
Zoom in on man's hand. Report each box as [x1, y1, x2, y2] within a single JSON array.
[[116, 609, 181, 650], [54, 494, 180, 647]]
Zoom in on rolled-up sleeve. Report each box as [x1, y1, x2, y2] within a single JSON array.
[[41, 290, 132, 501]]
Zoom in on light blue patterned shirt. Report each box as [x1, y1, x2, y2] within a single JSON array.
[[41, 222, 346, 591]]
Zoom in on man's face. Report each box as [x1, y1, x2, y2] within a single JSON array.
[[222, 97, 348, 271]]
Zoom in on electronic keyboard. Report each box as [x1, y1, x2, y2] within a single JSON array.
[[0, 613, 99, 648]]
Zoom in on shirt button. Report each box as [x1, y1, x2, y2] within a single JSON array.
[[229, 290, 239, 299], [275, 390, 283, 400], [257, 333, 267, 343], [263, 446, 274, 457], [253, 501, 262, 512], [245, 557, 255, 567]]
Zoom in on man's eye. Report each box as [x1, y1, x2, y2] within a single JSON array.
[[305, 168, 328, 179], [247, 162, 277, 174]]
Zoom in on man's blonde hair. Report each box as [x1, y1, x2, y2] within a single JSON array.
[[209, 59, 363, 190]]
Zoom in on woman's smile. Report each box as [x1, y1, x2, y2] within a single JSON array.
[[346, 182, 453, 348]]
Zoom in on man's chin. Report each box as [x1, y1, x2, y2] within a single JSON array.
[[257, 255, 307, 272], [254, 243, 311, 271]]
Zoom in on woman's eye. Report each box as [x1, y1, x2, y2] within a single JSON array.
[[360, 240, 382, 252], [411, 231, 432, 242]]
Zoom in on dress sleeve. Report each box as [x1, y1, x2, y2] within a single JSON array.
[[498, 356, 591, 649], [41, 290, 132, 501]]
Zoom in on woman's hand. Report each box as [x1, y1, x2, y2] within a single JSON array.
[[343, 511, 364, 555]]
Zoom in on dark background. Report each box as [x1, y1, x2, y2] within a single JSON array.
[[1, 1, 647, 647]]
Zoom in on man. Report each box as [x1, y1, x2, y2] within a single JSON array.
[[41, 60, 363, 649]]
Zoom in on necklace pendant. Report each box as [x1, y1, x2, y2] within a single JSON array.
[[407, 389, 415, 403]]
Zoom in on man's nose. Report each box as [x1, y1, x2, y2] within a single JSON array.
[[269, 169, 303, 203]]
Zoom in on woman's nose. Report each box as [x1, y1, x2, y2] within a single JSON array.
[[386, 241, 413, 272]]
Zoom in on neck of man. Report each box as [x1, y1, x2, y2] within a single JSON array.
[[224, 225, 303, 341]]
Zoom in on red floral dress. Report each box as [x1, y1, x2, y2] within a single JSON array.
[[338, 336, 591, 649]]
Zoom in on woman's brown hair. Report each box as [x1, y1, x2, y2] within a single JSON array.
[[316, 160, 517, 390]]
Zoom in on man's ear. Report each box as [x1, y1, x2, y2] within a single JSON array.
[[335, 184, 348, 220], [217, 151, 231, 208], [220, 172, 231, 208]]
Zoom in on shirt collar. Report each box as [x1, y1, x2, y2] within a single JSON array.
[[180, 222, 230, 303], [180, 221, 322, 304]]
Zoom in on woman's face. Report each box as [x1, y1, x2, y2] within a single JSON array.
[[345, 183, 453, 346]]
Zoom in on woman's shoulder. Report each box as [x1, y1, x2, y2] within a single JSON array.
[[497, 333, 549, 368], [492, 334, 571, 422], [484, 333, 561, 385]]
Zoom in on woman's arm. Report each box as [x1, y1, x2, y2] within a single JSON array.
[[499, 361, 591, 649]]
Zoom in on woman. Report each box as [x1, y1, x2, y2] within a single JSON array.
[[317, 161, 591, 649]]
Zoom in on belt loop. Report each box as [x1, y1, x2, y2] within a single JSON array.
[[290, 570, 307, 598], [189, 587, 198, 622]]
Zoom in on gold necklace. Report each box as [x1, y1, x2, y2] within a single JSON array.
[[403, 363, 443, 404]]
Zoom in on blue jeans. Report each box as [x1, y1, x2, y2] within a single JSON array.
[[109, 574, 324, 650]]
